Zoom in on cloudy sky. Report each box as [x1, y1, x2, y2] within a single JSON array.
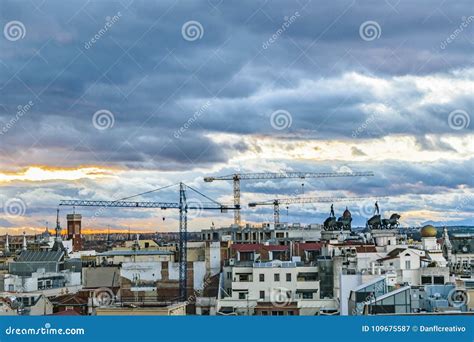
[[0, 0, 472, 234]]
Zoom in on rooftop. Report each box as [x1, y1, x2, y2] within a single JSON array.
[[97, 250, 174, 257], [17, 250, 64, 262]]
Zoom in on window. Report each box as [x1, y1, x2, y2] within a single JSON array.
[[286, 273, 291, 281], [274, 273, 280, 281], [259, 274, 265, 282], [260, 291, 265, 299], [405, 260, 411, 269], [240, 251, 254, 261], [238, 292, 246, 300], [227, 272, 232, 279], [433, 276, 444, 284], [302, 292, 313, 299], [261, 311, 268, 316], [239, 274, 250, 281], [421, 276, 431, 284], [287, 311, 294, 315]]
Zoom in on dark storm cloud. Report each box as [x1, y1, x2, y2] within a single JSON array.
[[0, 0, 473, 171], [0, 0, 472, 227]]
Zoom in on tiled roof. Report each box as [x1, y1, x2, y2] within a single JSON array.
[[263, 245, 288, 251], [97, 250, 173, 256], [296, 242, 323, 251], [231, 244, 289, 252], [231, 243, 262, 252], [355, 246, 377, 253]]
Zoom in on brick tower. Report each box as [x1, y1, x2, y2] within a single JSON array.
[[67, 213, 82, 251]]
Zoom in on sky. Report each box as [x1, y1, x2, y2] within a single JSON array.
[[0, 0, 472, 234]]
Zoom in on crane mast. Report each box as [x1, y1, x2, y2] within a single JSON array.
[[59, 182, 233, 302]]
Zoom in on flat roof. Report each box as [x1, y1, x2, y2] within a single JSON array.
[[97, 250, 174, 257]]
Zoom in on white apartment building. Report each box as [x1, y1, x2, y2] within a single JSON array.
[[218, 260, 337, 315]]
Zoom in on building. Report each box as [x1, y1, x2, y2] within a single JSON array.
[[218, 259, 337, 315], [67, 214, 83, 252], [0, 292, 53, 316], [443, 230, 474, 275], [201, 223, 322, 245], [4, 250, 82, 295], [96, 250, 175, 265]]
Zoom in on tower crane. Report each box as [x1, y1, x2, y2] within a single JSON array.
[[249, 196, 372, 225], [59, 182, 235, 302], [204, 171, 374, 226]]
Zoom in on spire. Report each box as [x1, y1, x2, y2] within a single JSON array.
[[133, 233, 140, 250], [51, 208, 66, 253], [22, 231, 27, 251], [55, 208, 62, 240], [106, 226, 113, 250], [443, 226, 452, 248], [5, 233, 10, 254]]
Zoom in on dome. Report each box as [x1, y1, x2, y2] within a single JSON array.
[[343, 207, 351, 218], [420, 225, 437, 238]]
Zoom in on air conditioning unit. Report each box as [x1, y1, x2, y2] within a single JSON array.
[[229, 258, 235, 266]]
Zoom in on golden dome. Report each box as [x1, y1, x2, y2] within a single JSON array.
[[420, 225, 437, 238]]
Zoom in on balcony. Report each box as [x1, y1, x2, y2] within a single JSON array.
[[234, 274, 253, 282]]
